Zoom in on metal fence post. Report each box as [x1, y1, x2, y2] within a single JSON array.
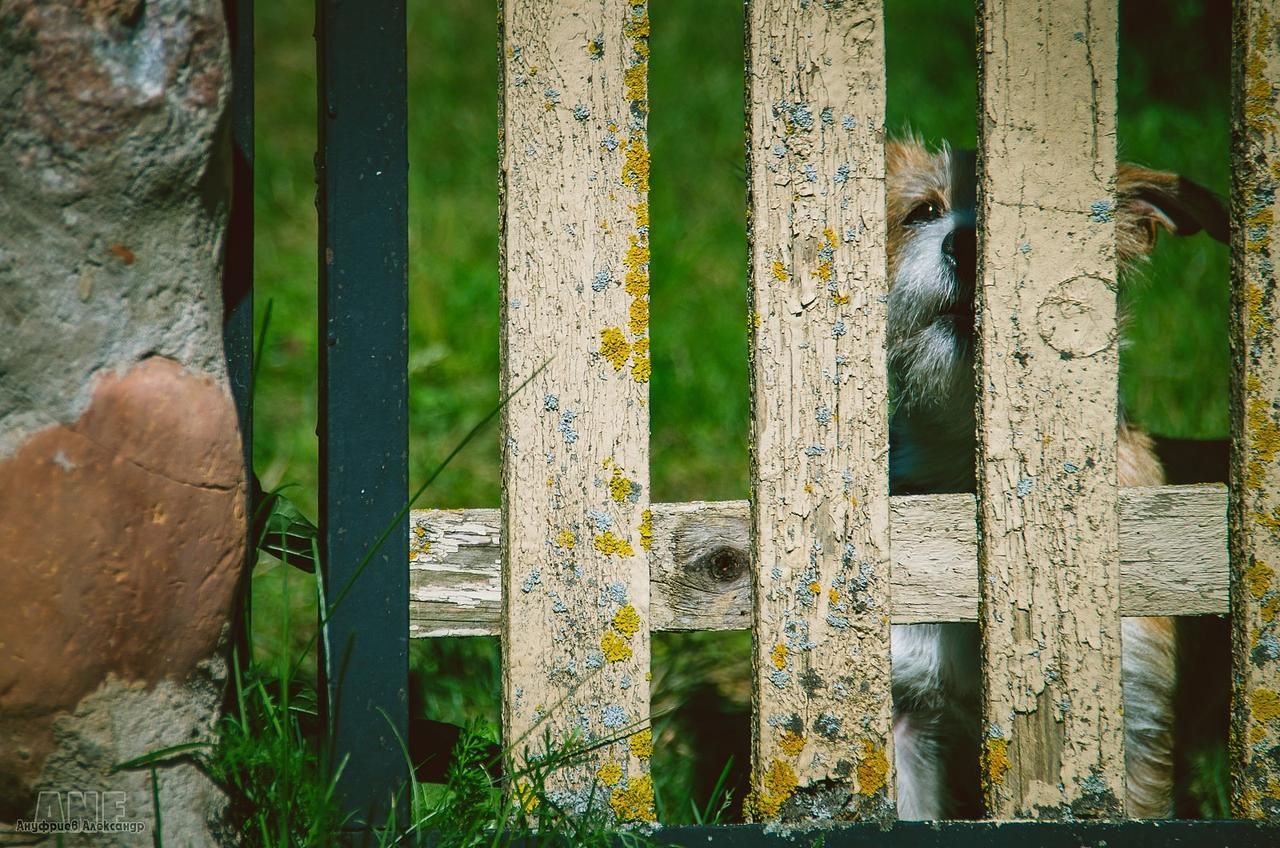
[[315, 0, 410, 834], [223, 0, 255, 665]]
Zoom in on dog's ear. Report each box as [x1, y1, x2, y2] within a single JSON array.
[[1116, 164, 1228, 262]]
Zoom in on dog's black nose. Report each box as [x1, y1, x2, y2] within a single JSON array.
[[942, 224, 975, 273], [943, 223, 977, 309]]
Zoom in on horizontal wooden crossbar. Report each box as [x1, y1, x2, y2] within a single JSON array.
[[409, 483, 1227, 638]]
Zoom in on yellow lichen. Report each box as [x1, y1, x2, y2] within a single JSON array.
[[1247, 386, 1280, 491], [609, 469, 634, 502], [624, 235, 650, 297], [601, 630, 633, 663], [631, 354, 651, 383], [808, 581, 821, 595], [609, 774, 655, 822], [639, 509, 653, 551], [613, 603, 641, 637], [984, 737, 1010, 786], [628, 297, 649, 336], [514, 780, 539, 813], [623, 63, 648, 107], [622, 138, 650, 193], [779, 730, 805, 757], [600, 326, 630, 370], [1252, 688, 1280, 724], [597, 761, 623, 787], [828, 588, 841, 604], [746, 759, 797, 820], [771, 260, 789, 282], [831, 291, 850, 305], [629, 728, 653, 760], [623, 12, 650, 41], [1246, 561, 1276, 599], [1264, 594, 1280, 624], [414, 526, 426, 538], [631, 201, 649, 229], [556, 529, 577, 549], [586, 38, 604, 59], [857, 739, 889, 796], [595, 531, 636, 557], [770, 643, 788, 670]]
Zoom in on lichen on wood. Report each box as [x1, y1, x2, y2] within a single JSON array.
[[1230, 0, 1280, 822], [500, 0, 653, 821], [975, 0, 1125, 819], [745, 0, 893, 824]]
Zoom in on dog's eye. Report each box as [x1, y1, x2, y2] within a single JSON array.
[[903, 201, 942, 226]]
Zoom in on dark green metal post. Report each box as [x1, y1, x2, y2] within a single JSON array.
[[315, 0, 410, 835], [222, 0, 254, 664]]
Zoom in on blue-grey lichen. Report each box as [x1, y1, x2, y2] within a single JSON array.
[[833, 163, 850, 185], [841, 114, 856, 130], [816, 406, 832, 425], [572, 104, 590, 121], [592, 269, 611, 292], [805, 444, 826, 457], [543, 393, 560, 411], [1016, 476, 1035, 498], [521, 569, 542, 593], [820, 106, 834, 124], [814, 713, 842, 739], [559, 409, 579, 444], [601, 703, 628, 728], [1090, 199, 1115, 223], [832, 321, 847, 338], [586, 650, 606, 670], [770, 669, 790, 688]]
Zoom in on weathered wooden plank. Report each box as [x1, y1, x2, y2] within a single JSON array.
[[408, 485, 1229, 636], [1230, 0, 1280, 822], [500, 0, 653, 822], [975, 0, 1124, 818], [744, 0, 892, 822]]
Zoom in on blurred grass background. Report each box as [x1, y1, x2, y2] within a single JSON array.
[[249, 0, 1233, 822]]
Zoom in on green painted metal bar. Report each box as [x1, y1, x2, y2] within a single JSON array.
[[222, 0, 254, 662], [315, 0, 410, 834], [419, 821, 1277, 847]]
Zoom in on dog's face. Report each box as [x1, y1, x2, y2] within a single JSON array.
[[884, 140, 1229, 418]]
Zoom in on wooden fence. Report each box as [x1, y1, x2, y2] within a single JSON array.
[[224, 0, 1280, 840]]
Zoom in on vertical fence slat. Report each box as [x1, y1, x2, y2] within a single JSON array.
[[745, 0, 893, 823], [975, 0, 1123, 819], [1231, 0, 1280, 821], [500, 0, 653, 822], [315, 0, 410, 829]]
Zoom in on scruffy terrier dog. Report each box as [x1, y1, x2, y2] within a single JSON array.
[[885, 140, 1228, 819]]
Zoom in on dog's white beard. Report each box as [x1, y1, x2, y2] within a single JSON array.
[[886, 216, 972, 413]]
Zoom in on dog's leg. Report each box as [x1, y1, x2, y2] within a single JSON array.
[[893, 709, 947, 819], [1122, 616, 1177, 817], [891, 623, 981, 819]]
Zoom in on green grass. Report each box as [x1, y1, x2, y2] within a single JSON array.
[[250, 0, 1233, 824]]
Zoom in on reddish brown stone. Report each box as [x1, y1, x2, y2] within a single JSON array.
[[0, 357, 245, 805]]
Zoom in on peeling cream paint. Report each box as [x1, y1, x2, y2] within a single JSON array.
[[746, 0, 892, 823]]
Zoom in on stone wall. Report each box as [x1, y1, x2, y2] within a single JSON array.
[[0, 1, 244, 843]]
